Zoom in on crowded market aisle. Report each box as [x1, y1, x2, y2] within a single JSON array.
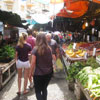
[[0, 70, 76, 100]]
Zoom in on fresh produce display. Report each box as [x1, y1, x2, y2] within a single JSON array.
[[63, 41, 100, 58], [77, 67, 100, 100], [66, 57, 99, 81], [63, 41, 100, 99], [65, 57, 100, 99], [65, 49, 86, 58], [0, 45, 15, 63], [66, 61, 86, 81], [78, 42, 100, 51]]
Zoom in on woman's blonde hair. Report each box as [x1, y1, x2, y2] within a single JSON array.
[[17, 33, 27, 48], [36, 33, 49, 55]]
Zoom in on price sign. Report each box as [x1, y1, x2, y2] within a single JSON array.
[[93, 48, 96, 56], [98, 31, 100, 37], [92, 28, 95, 34], [73, 43, 76, 50], [87, 35, 90, 41], [84, 52, 87, 59]]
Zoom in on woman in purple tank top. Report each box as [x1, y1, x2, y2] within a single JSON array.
[[15, 33, 32, 95]]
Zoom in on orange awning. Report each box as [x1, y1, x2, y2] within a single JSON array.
[[93, 0, 100, 4], [57, 1, 89, 18]]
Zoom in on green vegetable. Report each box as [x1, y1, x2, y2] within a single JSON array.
[[68, 44, 73, 49], [0, 45, 15, 62]]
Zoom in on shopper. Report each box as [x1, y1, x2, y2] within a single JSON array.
[[26, 29, 36, 49], [29, 33, 53, 100], [46, 33, 58, 68], [26, 29, 36, 89], [15, 33, 32, 95]]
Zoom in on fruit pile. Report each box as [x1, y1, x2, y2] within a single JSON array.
[[65, 49, 86, 58]]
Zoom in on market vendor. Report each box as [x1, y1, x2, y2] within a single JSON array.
[[72, 31, 79, 42]]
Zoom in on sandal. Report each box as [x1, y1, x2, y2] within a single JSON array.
[[23, 90, 29, 95], [16, 92, 21, 96], [29, 83, 34, 89]]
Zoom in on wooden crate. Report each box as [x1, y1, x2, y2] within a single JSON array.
[[75, 80, 92, 100], [0, 59, 16, 90]]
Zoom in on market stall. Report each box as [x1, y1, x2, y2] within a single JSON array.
[[0, 24, 17, 90], [0, 59, 16, 90], [62, 42, 100, 100]]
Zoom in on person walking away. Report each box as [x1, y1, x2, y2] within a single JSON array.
[[29, 33, 53, 100], [46, 33, 58, 70], [26, 29, 36, 89], [15, 33, 32, 95], [26, 29, 36, 49]]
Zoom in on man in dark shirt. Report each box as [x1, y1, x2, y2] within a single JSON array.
[[46, 33, 58, 69]]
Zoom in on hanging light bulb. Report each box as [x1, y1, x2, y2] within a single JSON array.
[[85, 22, 88, 27], [5, 24, 7, 27]]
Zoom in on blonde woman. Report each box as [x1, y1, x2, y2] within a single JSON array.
[[29, 33, 53, 100], [15, 33, 32, 95]]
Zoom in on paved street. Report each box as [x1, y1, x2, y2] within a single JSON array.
[[0, 70, 76, 100]]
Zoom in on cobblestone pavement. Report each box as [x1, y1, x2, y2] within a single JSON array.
[[0, 70, 77, 100]]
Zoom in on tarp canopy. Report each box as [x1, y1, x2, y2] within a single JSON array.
[[57, 1, 89, 18], [93, 0, 100, 4], [32, 14, 51, 24]]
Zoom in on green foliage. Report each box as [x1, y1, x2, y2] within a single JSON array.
[[0, 45, 15, 62], [86, 57, 99, 68], [66, 57, 100, 81], [66, 61, 85, 81], [67, 43, 73, 49]]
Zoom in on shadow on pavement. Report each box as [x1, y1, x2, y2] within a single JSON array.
[[0, 74, 16, 100], [12, 95, 28, 100], [49, 69, 77, 100], [12, 88, 35, 100]]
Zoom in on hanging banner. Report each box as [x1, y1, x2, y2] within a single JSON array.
[[32, 14, 51, 24]]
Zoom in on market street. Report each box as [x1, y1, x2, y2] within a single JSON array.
[[0, 70, 76, 100]]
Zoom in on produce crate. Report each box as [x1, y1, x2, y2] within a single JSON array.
[[75, 80, 92, 100], [0, 59, 16, 90], [96, 56, 100, 65]]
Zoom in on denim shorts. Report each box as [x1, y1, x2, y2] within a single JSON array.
[[16, 59, 30, 69]]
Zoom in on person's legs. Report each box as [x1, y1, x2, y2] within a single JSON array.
[[24, 68, 30, 93], [42, 73, 53, 100], [17, 68, 22, 93], [34, 76, 43, 100], [36, 91, 43, 100], [42, 89, 47, 100], [28, 55, 33, 88]]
